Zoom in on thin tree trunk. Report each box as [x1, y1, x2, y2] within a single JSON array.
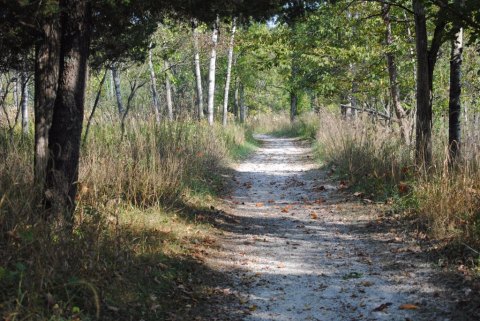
[[45, 0, 91, 222], [413, 0, 432, 168], [34, 18, 61, 188], [222, 17, 237, 126], [20, 71, 29, 135], [83, 69, 108, 145], [207, 16, 219, 126], [234, 77, 239, 119], [148, 45, 161, 123], [111, 64, 124, 116], [164, 58, 174, 121], [192, 18, 204, 120], [290, 91, 298, 122], [239, 82, 245, 123], [449, 25, 463, 162], [382, 4, 409, 144]]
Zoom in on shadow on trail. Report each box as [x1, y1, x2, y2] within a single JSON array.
[[193, 135, 478, 321]]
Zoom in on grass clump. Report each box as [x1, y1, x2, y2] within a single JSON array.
[[313, 111, 480, 252], [250, 112, 320, 140], [0, 119, 253, 321]]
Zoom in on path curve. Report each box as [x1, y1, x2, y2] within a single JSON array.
[[210, 135, 463, 321]]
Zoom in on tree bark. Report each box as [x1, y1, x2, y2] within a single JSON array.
[[164, 58, 174, 121], [111, 64, 124, 116], [234, 77, 239, 119], [34, 18, 61, 188], [45, 0, 91, 222], [222, 17, 237, 126], [413, 0, 433, 168], [290, 91, 298, 122], [192, 19, 204, 120], [382, 4, 409, 144], [448, 25, 463, 162], [207, 16, 219, 125], [20, 71, 29, 135], [83, 69, 108, 145], [239, 82, 246, 123], [148, 45, 161, 123]]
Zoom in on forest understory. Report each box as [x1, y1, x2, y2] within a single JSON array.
[[3, 0, 480, 320]]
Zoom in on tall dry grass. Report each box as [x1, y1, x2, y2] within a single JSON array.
[[0, 119, 250, 320], [314, 111, 480, 247]]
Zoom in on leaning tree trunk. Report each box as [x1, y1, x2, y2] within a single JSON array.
[[192, 18, 204, 120], [20, 71, 29, 135], [164, 58, 174, 121], [207, 16, 219, 126], [148, 45, 161, 123], [382, 4, 409, 144], [413, 0, 432, 168], [448, 25, 463, 163], [111, 64, 124, 117], [45, 0, 91, 223], [222, 17, 237, 126], [34, 18, 61, 188]]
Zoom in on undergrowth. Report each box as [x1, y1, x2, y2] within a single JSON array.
[[313, 111, 480, 255], [0, 119, 253, 321]]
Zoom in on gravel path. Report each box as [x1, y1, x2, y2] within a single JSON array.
[[208, 135, 467, 321]]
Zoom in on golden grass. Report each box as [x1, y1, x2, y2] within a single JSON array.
[[0, 119, 250, 320]]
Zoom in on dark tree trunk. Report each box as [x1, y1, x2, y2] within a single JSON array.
[[34, 18, 61, 187], [233, 77, 239, 119], [239, 82, 245, 123], [290, 91, 298, 122], [449, 26, 463, 162], [45, 0, 91, 222], [111, 64, 124, 116], [413, 0, 432, 167]]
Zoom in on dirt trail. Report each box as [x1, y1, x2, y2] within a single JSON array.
[[208, 135, 467, 321]]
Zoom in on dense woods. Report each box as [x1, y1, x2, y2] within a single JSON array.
[[1, 0, 480, 319]]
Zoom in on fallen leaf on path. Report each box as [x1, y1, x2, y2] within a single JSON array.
[[373, 302, 392, 312], [310, 212, 318, 219], [399, 304, 419, 310], [255, 203, 264, 207], [281, 206, 291, 213]]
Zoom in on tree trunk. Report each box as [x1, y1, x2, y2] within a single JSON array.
[[207, 16, 219, 126], [234, 77, 239, 119], [222, 17, 237, 126], [382, 4, 409, 144], [290, 91, 298, 122], [448, 25, 463, 162], [45, 0, 91, 222], [239, 82, 246, 123], [164, 58, 174, 121], [20, 71, 29, 135], [413, 0, 432, 168], [192, 19, 204, 120], [111, 64, 124, 116], [148, 45, 161, 123], [34, 18, 61, 188]]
